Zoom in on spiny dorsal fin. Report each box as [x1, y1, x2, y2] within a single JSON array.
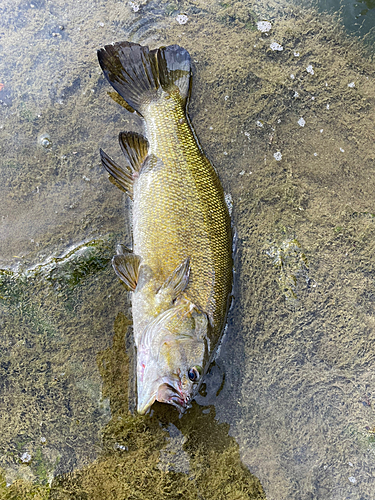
[[100, 148, 134, 199], [97, 42, 191, 115], [119, 132, 149, 175], [158, 257, 190, 300], [112, 253, 141, 291]]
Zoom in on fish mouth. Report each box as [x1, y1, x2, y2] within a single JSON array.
[[157, 383, 191, 414]]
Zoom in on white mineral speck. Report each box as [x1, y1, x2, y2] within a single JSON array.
[[348, 476, 357, 484], [129, 2, 139, 12], [314, 152, 318, 156], [20, 452, 32, 463], [270, 42, 283, 51], [294, 51, 300, 57], [340, 148, 345, 152], [115, 443, 128, 451], [348, 462, 354, 467], [256, 120, 264, 127], [225, 193, 233, 215], [294, 91, 299, 98], [176, 14, 188, 24], [306, 65, 314, 75], [326, 104, 330, 109], [274, 151, 282, 161], [209, 126, 213, 130], [223, 151, 228, 155], [298, 117, 306, 127], [290, 74, 295, 80], [224, 95, 229, 101], [239, 170, 245, 175], [348, 82, 355, 88], [311, 96, 315, 100], [257, 21, 272, 32], [40, 437, 46, 443], [320, 129, 323, 133]]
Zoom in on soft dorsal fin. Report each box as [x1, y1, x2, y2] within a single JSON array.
[[158, 257, 190, 300], [112, 253, 141, 291], [97, 42, 191, 115], [119, 132, 149, 174], [100, 148, 134, 199]]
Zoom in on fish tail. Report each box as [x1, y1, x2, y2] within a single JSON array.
[[97, 42, 191, 116]]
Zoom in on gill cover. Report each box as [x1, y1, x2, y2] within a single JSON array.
[[137, 300, 208, 414]]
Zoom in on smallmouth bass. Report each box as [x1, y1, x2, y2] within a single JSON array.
[[97, 41, 232, 414]]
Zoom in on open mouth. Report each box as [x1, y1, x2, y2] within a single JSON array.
[[157, 383, 190, 413]]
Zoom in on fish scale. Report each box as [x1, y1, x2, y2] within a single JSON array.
[[134, 92, 231, 335]]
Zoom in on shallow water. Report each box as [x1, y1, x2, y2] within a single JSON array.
[[1, 0, 375, 498]]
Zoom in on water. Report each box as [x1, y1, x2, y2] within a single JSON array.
[[309, 0, 375, 39], [1, 0, 375, 498]]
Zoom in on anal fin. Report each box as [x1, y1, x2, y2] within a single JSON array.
[[112, 253, 141, 291], [119, 132, 149, 174]]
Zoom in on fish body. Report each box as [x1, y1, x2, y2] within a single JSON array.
[[98, 42, 232, 414]]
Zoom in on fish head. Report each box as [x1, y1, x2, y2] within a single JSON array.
[[137, 300, 208, 414]]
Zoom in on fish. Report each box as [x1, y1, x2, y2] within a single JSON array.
[[97, 41, 233, 414]]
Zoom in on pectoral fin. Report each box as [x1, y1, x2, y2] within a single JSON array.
[[159, 257, 190, 300], [192, 309, 209, 341], [112, 253, 141, 291]]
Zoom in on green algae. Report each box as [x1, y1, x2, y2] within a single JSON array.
[[0, 239, 120, 492], [266, 236, 311, 304], [0, 469, 50, 500], [49, 313, 266, 500]]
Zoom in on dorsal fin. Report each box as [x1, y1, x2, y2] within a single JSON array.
[[100, 148, 134, 199], [119, 132, 149, 174]]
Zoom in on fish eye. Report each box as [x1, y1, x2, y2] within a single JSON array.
[[188, 366, 202, 382]]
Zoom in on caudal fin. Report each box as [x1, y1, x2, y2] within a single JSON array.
[[97, 41, 191, 116]]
